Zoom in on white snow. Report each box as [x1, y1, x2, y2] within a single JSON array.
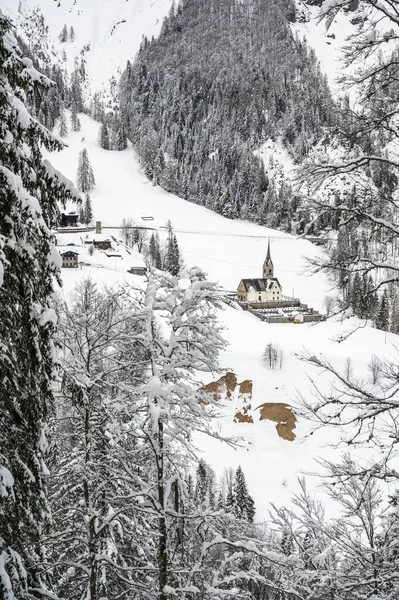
[[0, 0, 175, 93], [41, 114, 399, 519]]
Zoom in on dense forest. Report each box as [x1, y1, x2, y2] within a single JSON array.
[[119, 0, 334, 228]]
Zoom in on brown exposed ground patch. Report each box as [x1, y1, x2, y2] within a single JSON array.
[[200, 371, 238, 402], [200, 375, 296, 440], [234, 405, 254, 423], [238, 379, 253, 396], [256, 403, 297, 441]]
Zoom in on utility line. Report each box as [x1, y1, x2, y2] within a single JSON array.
[[182, 249, 304, 273]]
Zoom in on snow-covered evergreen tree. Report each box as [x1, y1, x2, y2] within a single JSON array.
[[58, 102, 68, 137], [98, 122, 110, 150], [233, 466, 255, 523], [77, 148, 95, 192], [376, 289, 390, 331], [50, 280, 148, 600], [59, 23, 68, 43], [164, 220, 180, 276], [0, 14, 79, 598], [70, 102, 81, 131], [83, 192, 93, 224]]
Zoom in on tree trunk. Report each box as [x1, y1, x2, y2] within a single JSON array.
[[157, 419, 168, 600]]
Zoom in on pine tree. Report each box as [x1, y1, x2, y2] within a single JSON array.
[[83, 193, 93, 224], [58, 102, 68, 137], [390, 295, 399, 334], [70, 102, 81, 132], [78, 202, 85, 224], [98, 123, 110, 150], [69, 25, 75, 42], [0, 14, 79, 598], [149, 232, 163, 269], [164, 221, 180, 276], [115, 123, 127, 151], [233, 466, 255, 523], [59, 24, 68, 43], [376, 289, 390, 331], [77, 148, 95, 192]]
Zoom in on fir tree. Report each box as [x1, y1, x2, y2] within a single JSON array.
[[69, 25, 75, 42], [98, 123, 110, 150], [70, 102, 81, 132], [233, 466, 255, 523], [58, 102, 68, 137], [376, 289, 390, 331], [77, 148, 95, 192], [115, 123, 127, 151], [149, 232, 162, 269], [83, 193, 93, 224], [59, 24, 68, 43], [164, 221, 180, 276], [0, 14, 79, 598]]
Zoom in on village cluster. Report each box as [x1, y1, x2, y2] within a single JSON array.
[[56, 210, 147, 275]]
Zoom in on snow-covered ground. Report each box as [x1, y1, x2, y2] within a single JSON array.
[[292, 1, 354, 93], [0, 0, 174, 93], [48, 115, 398, 519]]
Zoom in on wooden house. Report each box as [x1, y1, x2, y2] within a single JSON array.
[[60, 250, 79, 268], [60, 211, 78, 228]]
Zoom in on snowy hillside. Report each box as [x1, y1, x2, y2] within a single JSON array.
[[51, 115, 397, 519], [0, 0, 174, 92]]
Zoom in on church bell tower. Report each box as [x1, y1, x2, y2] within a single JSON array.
[[262, 239, 274, 278]]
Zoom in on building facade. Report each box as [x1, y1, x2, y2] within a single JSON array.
[[60, 250, 79, 268]]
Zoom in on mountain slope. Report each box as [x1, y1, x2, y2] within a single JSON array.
[[50, 114, 397, 519], [0, 0, 174, 92]]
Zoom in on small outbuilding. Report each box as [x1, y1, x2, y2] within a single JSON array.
[[127, 266, 147, 276], [60, 250, 79, 268], [60, 211, 79, 228], [92, 235, 112, 250], [294, 313, 304, 324]]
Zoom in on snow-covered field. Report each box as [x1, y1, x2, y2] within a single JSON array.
[[48, 115, 398, 519]]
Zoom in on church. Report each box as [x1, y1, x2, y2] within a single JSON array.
[[237, 241, 283, 303]]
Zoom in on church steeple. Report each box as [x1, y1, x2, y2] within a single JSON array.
[[263, 239, 274, 278]]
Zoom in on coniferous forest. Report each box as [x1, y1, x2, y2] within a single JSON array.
[[119, 0, 334, 226]]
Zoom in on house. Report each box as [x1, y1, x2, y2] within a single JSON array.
[[60, 250, 79, 268], [127, 266, 147, 276], [92, 235, 112, 250], [60, 211, 78, 228], [237, 240, 283, 302], [105, 250, 122, 258]]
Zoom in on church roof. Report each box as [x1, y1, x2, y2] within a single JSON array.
[[240, 278, 281, 292]]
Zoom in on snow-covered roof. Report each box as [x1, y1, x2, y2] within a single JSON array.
[[240, 278, 282, 292]]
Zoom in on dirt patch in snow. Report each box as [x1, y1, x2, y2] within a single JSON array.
[[200, 371, 238, 402], [255, 403, 297, 441]]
